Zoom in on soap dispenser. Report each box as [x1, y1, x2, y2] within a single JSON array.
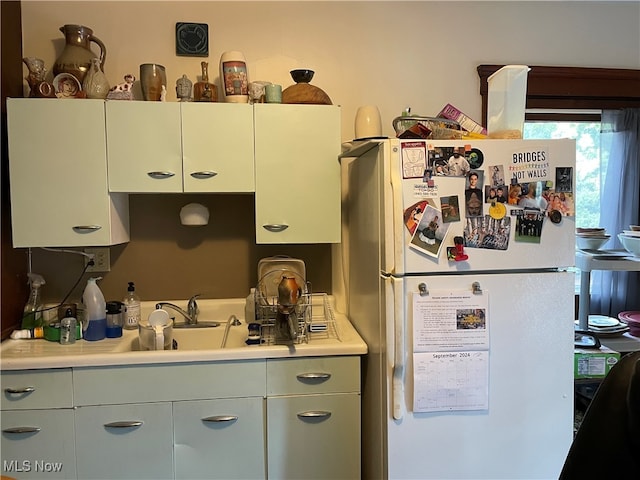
[[123, 282, 141, 330]]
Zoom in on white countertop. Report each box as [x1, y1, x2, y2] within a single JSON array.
[[0, 297, 367, 371]]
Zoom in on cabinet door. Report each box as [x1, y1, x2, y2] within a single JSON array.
[[106, 101, 182, 192], [181, 103, 254, 192], [1, 409, 76, 479], [267, 393, 360, 479], [254, 104, 341, 243], [6, 98, 129, 247], [75, 403, 173, 479], [174, 397, 265, 479]]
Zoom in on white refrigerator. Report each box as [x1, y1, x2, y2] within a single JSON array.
[[340, 138, 576, 479]]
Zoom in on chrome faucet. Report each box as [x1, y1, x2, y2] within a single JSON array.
[[156, 295, 200, 325]]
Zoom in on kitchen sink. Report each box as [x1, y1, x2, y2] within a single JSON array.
[[113, 320, 248, 352]]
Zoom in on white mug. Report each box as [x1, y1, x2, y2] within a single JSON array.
[[354, 105, 382, 139]]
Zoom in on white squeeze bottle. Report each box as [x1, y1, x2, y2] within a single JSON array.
[[123, 282, 141, 330], [82, 277, 106, 341]]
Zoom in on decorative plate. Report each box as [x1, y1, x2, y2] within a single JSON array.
[[53, 73, 82, 99]]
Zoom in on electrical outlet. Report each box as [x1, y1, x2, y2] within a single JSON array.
[[84, 247, 111, 272]]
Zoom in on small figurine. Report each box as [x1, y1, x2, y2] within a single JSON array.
[[453, 236, 469, 261], [176, 74, 192, 102], [160, 85, 167, 102], [106, 74, 135, 100]]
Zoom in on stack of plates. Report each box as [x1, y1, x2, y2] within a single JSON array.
[[575, 315, 629, 336], [618, 311, 640, 337], [576, 228, 611, 251], [621, 230, 640, 238]]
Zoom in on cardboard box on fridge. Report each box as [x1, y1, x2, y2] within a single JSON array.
[[437, 103, 487, 135], [574, 346, 620, 379]]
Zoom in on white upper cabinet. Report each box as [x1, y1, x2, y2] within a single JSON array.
[[106, 102, 255, 193], [254, 104, 341, 244], [106, 101, 183, 192], [6, 98, 129, 248], [181, 103, 254, 192]]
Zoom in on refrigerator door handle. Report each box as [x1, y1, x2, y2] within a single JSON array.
[[389, 277, 405, 420]]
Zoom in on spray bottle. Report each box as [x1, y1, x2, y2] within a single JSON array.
[[21, 273, 46, 329], [82, 277, 107, 341]]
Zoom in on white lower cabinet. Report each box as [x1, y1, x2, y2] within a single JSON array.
[[1, 369, 76, 479], [266, 356, 361, 480], [1, 356, 360, 479], [75, 403, 174, 480], [1, 409, 77, 479], [267, 394, 361, 480], [173, 397, 265, 479]]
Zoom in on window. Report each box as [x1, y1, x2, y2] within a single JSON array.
[[523, 116, 603, 228]]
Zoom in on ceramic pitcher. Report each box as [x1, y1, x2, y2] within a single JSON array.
[[53, 24, 106, 83], [83, 58, 110, 99]]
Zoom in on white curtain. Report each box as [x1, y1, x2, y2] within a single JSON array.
[[590, 109, 640, 315]]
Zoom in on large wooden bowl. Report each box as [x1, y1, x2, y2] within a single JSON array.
[[282, 83, 332, 105]]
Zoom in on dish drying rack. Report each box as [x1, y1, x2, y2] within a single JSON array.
[[255, 290, 340, 345], [392, 115, 462, 140]]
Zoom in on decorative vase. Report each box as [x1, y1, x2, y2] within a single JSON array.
[[219, 51, 249, 103], [193, 62, 217, 102], [23, 57, 55, 98], [83, 58, 110, 99], [53, 24, 106, 84], [139, 64, 166, 101], [354, 105, 382, 139]]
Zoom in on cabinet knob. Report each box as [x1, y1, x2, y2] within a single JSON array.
[[190, 171, 217, 179], [104, 421, 144, 429], [296, 372, 331, 382], [147, 171, 176, 179], [73, 225, 102, 233], [297, 411, 332, 420], [2, 426, 41, 434], [4, 386, 36, 394], [262, 224, 289, 232], [202, 415, 238, 423]]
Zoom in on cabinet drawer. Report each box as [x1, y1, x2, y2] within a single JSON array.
[[1, 369, 73, 410], [267, 356, 359, 395], [74, 360, 266, 405], [1, 409, 76, 479]]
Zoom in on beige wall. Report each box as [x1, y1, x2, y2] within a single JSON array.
[[17, 1, 640, 306]]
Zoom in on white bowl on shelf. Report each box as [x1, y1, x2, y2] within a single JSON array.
[[576, 235, 610, 251], [618, 233, 640, 257]]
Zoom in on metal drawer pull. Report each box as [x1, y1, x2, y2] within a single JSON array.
[[191, 171, 217, 179], [147, 171, 176, 179], [297, 373, 331, 381], [297, 411, 332, 419], [3, 426, 41, 434], [202, 415, 238, 423], [72, 225, 102, 233], [5, 386, 36, 394], [104, 421, 143, 428], [262, 224, 289, 232]]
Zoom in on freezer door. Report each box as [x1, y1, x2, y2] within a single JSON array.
[[385, 272, 574, 480], [386, 138, 577, 274]]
